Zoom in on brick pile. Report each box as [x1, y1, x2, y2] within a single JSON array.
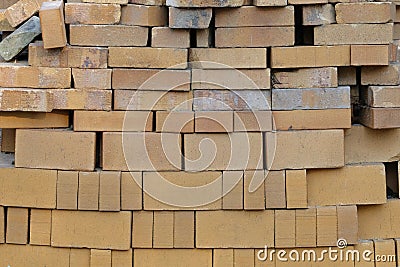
[[0, 0, 399, 266]]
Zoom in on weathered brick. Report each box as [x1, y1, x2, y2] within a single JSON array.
[[5, 0, 43, 27], [83, 0, 127, 3], [0, 88, 52, 112], [121, 4, 167, 26], [272, 67, 337, 88], [272, 87, 351, 110], [112, 69, 190, 90], [271, 46, 351, 68], [359, 106, 400, 129], [0, 64, 71, 88], [129, 0, 165, 5], [303, 4, 335, 25], [196, 29, 211, 47], [196, 211, 274, 248], [365, 86, 400, 107], [289, 0, 327, 4], [74, 111, 152, 131], [190, 48, 267, 69], [0, 9, 14, 31], [102, 132, 181, 171], [51, 89, 112, 111], [215, 6, 294, 27], [109, 47, 187, 68], [166, 0, 243, 7], [266, 130, 344, 170], [39, 1, 67, 49], [70, 25, 148, 46], [72, 68, 112, 89], [52, 210, 131, 250], [152, 27, 190, 48], [169, 7, 212, 29], [114, 90, 192, 111], [15, 129, 96, 171], [351, 45, 389, 66], [361, 64, 400, 85], [314, 24, 393, 45], [338, 67, 357, 86], [215, 27, 295, 48], [335, 2, 395, 24], [254, 0, 287, 6], [65, 3, 121, 24]]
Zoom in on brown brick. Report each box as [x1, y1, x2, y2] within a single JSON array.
[[65, 3, 120, 24], [0, 111, 68, 128], [0, 206, 3, 243], [214, 249, 233, 266], [286, 169, 307, 209], [30, 209, 51, 245], [303, 4, 335, 25], [174, 211, 195, 248], [90, 250, 111, 267], [315, 24, 393, 45], [351, 45, 389, 66], [99, 171, 121, 211], [196, 211, 274, 248], [52, 210, 131, 250], [6, 207, 28, 244], [215, 27, 294, 48], [15, 129, 96, 171], [275, 210, 295, 248], [166, 0, 244, 7], [112, 250, 132, 267], [0, 9, 14, 31], [265, 170, 286, 209], [365, 86, 400, 107], [272, 67, 338, 88], [289, 0, 327, 4], [273, 109, 351, 130], [134, 249, 212, 266], [190, 48, 267, 69], [336, 2, 395, 24], [254, 0, 287, 6], [121, 4, 167, 26], [152, 27, 190, 48], [361, 64, 400, 85], [0, 64, 71, 88], [196, 29, 211, 47], [195, 111, 234, 132], [154, 211, 174, 248], [234, 111, 273, 132], [70, 25, 148, 46], [215, 6, 294, 27], [374, 240, 396, 267], [51, 89, 112, 111], [102, 132, 181, 171], [112, 69, 190, 90], [132, 211, 153, 248], [296, 208, 317, 247], [5, 0, 43, 27], [337, 205, 358, 245], [266, 130, 344, 170], [0, 88, 52, 112], [143, 171, 222, 210], [72, 68, 112, 89], [109, 47, 187, 68], [360, 106, 400, 129], [0, 0, 18, 9], [114, 90, 192, 111], [78, 172, 99, 211], [244, 170, 265, 210], [74, 111, 152, 131], [169, 7, 212, 29], [57, 171, 79, 210], [317, 206, 337, 247], [69, 249, 90, 267], [222, 171, 243, 210], [338, 67, 357, 86], [271, 46, 350, 68], [121, 172, 142, 210], [1, 128, 15, 153], [156, 111, 194, 133], [39, 1, 67, 49], [129, 0, 165, 5]]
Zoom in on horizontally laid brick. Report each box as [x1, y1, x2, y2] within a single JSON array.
[[195, 111, 234, 132], [351, 45, 389, 66], [15, 129, 96, 171], [234, 111, 272, 132], [134, 249, 212, 266], [365, 86, 400, 107], [192, 69, 271, 90], [271, 46, 350, 68], [83, 0, 128, 3], [169, 7, 212, 29], [215, 6, 294, 27], [361, 64, 400, 85], [302, 4, 335, 25], [335, 2, 395, 24], [51, 89, 112, 111], [272, 67, 338, 88], [359, 106, 400, 129], [112, 69, 190, 90], [156, 111, 194, 133], [196, 211, 274, 248], [314, 24, 393, 45], [28, 43, 108, 68], [70, 25, 148, 47], [254, 0, 287, 6], [74, 111, 153, 131], [109, 47, 187, 68], [266, 130, 344, 170], [65, 3, 121, 24], [166, 0, 244, 7], [152, 27, 190, 48], [0, 168, 57, 208], [114, 90, 192, 111], [121, 4, 167, 26], [190, 48, 267, 69], [0, 64, 71, 88], [51, 210, 131, 250], [0, 88, 52, 112], [72, 69, 112, 89], [272, 87, 351, 110]]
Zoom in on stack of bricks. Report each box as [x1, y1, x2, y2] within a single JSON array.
[[1, 0, 400, 266]]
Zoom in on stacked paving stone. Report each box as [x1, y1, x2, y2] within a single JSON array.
[[0, 0, 400, 266]]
